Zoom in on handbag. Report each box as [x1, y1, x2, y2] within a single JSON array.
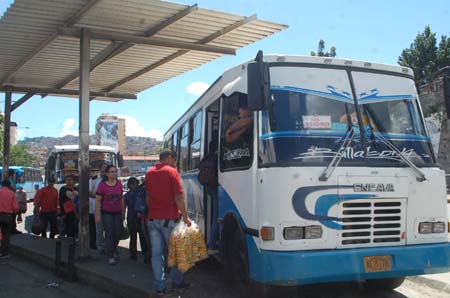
[[120, 224, 129, 240]]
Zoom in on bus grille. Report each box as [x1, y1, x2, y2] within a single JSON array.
[[337, 199, 406, 248]]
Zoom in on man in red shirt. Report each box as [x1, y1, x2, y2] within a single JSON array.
[[145, 149, 191, 295], [0, 179, 19, 259], [35, 177, 59, 238]]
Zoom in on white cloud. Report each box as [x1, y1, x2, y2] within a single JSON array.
[[60, 118, 78, 136], [16, 128, 27, 139], [186, 81, 209, 96], [116, 114, 163, 141]]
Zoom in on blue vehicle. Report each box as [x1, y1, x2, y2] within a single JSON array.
[[0, 166, 44, 199]]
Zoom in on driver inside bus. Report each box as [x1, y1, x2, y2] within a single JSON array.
[[225, 106, 253, 144]]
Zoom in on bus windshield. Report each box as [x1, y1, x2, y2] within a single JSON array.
[[258, 88, 434, 167], [46, 149, 118, 184]]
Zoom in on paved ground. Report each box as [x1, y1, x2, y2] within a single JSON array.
[[0, 255, 110, 298]]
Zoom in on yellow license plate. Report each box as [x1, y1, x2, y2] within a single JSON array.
[[363, 255, 392, 273]]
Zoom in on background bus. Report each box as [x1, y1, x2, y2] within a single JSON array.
[[0, 166, 43, 199], [164, 52, 450, 295], [44, 145, 122, 187]]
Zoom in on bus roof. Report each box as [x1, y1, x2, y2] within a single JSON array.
[[53, 145, 117, 153]]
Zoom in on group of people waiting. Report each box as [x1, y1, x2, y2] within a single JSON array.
[[0, 149, 194, 296], [92, 150, 192, 295]]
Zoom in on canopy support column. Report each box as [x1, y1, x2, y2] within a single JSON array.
[[79, 28, 91, 258], [2, 86, 12, 180]]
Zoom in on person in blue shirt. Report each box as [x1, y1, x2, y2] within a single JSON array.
[[124, 177, 150, 263]]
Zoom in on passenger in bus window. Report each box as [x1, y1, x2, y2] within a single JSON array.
[[225, 106, 253, 144]]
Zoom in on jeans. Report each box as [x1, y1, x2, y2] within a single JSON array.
[[96, 217, 105, 251], [128, 217, 149, 259], [40, 212, 57, 238], [148, 219, 184, 291], [205, 186, 219, 249], [102, 212, 122, 258]]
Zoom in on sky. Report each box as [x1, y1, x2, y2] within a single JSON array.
[[0, 0, 449, 141]]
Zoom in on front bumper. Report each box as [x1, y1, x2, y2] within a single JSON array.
[[249, 242, 450, 285]]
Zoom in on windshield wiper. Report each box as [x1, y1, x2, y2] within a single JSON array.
[[373, 133, 426, 182], [319, 126, 355, 181]]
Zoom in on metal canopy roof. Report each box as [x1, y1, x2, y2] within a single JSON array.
[[0, 0, 287, 102]]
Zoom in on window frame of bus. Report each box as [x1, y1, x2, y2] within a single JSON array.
[[178, 121, 190, 174], [188, 110, 203, 171], [219, 92, 254, 172]]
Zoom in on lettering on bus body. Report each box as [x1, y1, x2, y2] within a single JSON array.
[[353, 183, 395, 192]]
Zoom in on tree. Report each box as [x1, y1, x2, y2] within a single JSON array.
[[310, 39, 337, 57], [8, 144, 35, 166], [398, 25, 450, 85]]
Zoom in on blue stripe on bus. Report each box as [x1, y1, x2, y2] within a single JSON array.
[[251, 243, 450, 285], [260, 131, 430, 141]]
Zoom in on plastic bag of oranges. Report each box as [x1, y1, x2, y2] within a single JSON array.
[[168, 220, 208, 273]]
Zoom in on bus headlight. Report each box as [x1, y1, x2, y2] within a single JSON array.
[[305, 225, 323, 239], [283, 225, 323, 240], [419, 222, 445, 234], [432, 222, 446, 233], [418, 222, 433, 234], [283, 227, 303, 240]]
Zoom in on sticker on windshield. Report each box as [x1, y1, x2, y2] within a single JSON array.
[[302, 115, 332, 129]]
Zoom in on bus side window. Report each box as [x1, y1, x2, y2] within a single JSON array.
[[189, 110, 202, 170], [220, 93, 253, 171]]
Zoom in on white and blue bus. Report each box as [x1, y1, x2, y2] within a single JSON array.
[[0, 166, 43, 199], [44, 145, 122, 188], [164, 52, 450, 292]]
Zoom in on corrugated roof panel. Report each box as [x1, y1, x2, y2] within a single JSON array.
[[11, 37, 110, 89], [0, 0, 286, 101], [0, 0, 87, 83]]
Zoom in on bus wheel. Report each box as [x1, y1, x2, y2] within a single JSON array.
[[365, 277, 405, 291], [230, 229, 250, 285]]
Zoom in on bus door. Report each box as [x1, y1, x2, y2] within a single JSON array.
[[203, 99, 220, 245]]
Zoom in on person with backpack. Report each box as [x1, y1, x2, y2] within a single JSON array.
[[124, 177, 150, 263], [198, 138, 219, 251]]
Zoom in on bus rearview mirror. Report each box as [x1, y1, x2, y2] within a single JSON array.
[[247, 62, 269, 111]]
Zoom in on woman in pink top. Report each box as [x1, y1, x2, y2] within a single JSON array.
[[95, 165, 124, 265], [0, 179, 19, 259]]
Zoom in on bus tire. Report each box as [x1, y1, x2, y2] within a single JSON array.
[[230, 229, 250, 285], [365, 277, 405, 291]]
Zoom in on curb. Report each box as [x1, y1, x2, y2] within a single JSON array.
[[10, 241, 152, 298], [407, 275, 450, 294]]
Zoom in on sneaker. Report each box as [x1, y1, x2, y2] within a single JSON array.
[[156, 289, 166, 296], [108, 258, 116, 266], [172, 281, 189, 290]]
